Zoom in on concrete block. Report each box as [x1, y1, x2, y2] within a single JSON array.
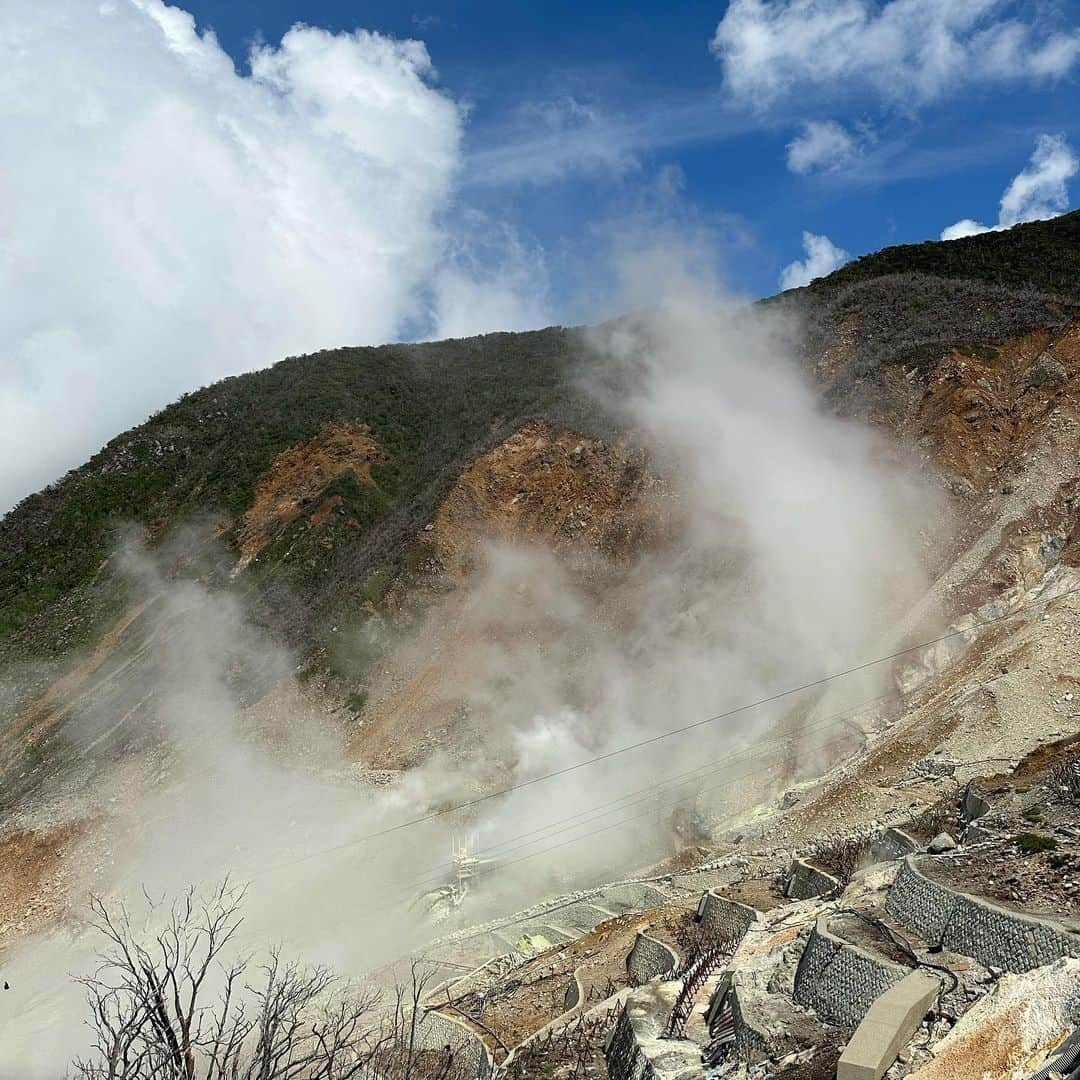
[[626, 930, 678, 986], [784, 858, 839, 900], [870, 827, 918, 863], [837, 971, 939, 1080]]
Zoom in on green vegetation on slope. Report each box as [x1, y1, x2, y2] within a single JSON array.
[[806, 210, 1080, 298], [0, 328, 603, 657], [3, 209, 1080, 662]]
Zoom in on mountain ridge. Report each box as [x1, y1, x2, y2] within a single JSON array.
[[4, 212, 1080, 669]]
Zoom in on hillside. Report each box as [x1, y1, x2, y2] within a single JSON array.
[[1, 214, 1078, 796], [808, 208, 1080, 296], [2, 212, 1080, 1079], [4, 214, 1079, 667], [0, 329, 595, 656]]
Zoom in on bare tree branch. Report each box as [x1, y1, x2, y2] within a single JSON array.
[[73, 882, 439, 1080]]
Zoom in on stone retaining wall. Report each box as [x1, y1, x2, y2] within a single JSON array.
[[549, 901, 615, 933], [606, 1000, 651, 1080], [413, 873, 676, 978], [697, 890, 757, 945], [600, 882, 673, 912], [605, 981, 702, 1080], [729, 980, 769, 1063], [887, 855, 1080, 973], [413, 1008, 493, 1078], [792, 916, 907, 1029], [785, 859, 839, 900], [627, 931, 679, 986], [510, 986, 635, 1072], [870, 827, 918, 863], [728, 975, 823, 1064]]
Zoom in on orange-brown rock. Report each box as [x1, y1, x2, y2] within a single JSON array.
[[429, 421, 669, 577], [236, 424, 381, 565], [919, 321, 1080, 484]]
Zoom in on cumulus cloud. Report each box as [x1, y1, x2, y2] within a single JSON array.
[[940, 133, 1078, 240], [779, 231, 851, 289], [712, 0, 1080, 108], [0, 1, 543, 512], [786, 119, 858, 173], [939, 218, 992, 241], [428, 213, 552, 338], [999, 133, 1079, 224]]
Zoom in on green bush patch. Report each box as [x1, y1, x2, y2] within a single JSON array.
[[1013, 832, 1058, 854]]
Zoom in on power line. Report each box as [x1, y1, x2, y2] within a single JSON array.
[[359, 688, 894, 900], [253, 686, 887, 886], [338, 687, 929, 920], [254, 582, 1078, 879], [355, 725, 864, 924]]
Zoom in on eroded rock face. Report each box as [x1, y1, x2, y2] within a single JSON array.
[[428, 421, 670, 577], [235, 423, 382, 567], [909, 958, 1080, 1080], [917, 322, 1080, 485]]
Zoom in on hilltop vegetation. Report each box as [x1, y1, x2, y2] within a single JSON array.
[[804, 209, 1080, 298], [0, 329, 607, 661], [3, 210, 1080, 669]]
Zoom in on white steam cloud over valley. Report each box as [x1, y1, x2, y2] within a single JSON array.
[[0, 256, 943, 1076]]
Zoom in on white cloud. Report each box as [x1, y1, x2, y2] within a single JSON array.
[[712, 0, 1080, 108], [465, 95, 643, 187], [940, 133, 1078, 239], [999, 132, 1078, 225], [0, 1, 544, 511], [940, 218, 992, 240], [779, 231, 851, 289], [428, 214, 552, 339], [786, 120, 858, 173]]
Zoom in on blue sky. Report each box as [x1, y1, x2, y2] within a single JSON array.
[[3, 1, 1080, 506], [186, 0, 1080, 301]]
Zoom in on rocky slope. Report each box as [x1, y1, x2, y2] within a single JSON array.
[[2, 213, 1080, 1078]]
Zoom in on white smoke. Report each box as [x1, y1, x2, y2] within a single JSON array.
[[0, 246, 940, 1077]]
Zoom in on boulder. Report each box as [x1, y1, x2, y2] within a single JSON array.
[[1026, 351, 1066, 388], [962, 785, 991, 823], [927, 832, 957, 854]]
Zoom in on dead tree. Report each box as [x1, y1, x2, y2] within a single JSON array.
[[70, 882, 459, 1080]]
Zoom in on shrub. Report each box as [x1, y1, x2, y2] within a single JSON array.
[[1013, 832, 1058, 854], [361, 569, 390, 605], [807, 828, 876, 885]]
